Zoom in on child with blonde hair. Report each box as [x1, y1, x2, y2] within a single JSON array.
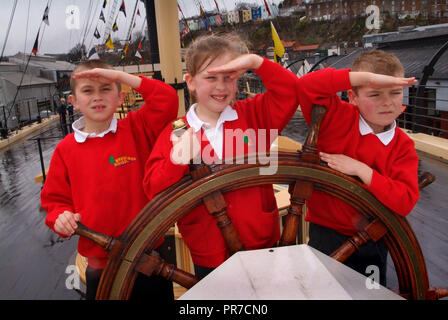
[[144, 34, 299, 278]]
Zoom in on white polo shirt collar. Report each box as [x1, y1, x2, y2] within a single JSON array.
[[72, 116, 117, 143], [359, 115, 396, 146], [186, 103, 238, 159]]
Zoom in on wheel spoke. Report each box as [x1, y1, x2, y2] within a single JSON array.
[[135, 251, 199, 289], [330, 219, 388, 262]]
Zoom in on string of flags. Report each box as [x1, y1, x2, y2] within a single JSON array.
[[88, 47, 100, 60], [119, 0, 126, 18], [88, 0, 145, 64], [99, 11, 105, 23]]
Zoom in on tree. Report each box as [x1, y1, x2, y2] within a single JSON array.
[[67, 43, 86, 62]]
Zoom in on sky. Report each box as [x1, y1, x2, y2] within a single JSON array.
[[0, 0, 285, 57]]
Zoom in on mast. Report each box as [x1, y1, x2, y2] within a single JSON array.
[[142, 0, 185, 116]]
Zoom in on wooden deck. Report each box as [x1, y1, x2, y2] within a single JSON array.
[[0, 116, 446, 299], [387, 152, 448, 292]]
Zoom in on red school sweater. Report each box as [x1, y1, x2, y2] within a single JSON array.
[[41, 77, 178, 269], [143, 58, 299, 268], [296, 68, 420, 236]]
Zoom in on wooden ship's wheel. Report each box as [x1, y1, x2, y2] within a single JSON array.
[[75, 105, 447, 300]]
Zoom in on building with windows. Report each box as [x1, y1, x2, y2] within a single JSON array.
[[305, 0, 448, 21]]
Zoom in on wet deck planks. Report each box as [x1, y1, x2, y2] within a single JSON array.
[[0, 114, 446, 299]]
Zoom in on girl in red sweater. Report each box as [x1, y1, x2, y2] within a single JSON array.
[[143, 35, 299, 278], [41, 60, 178, 299], [296, 50, 418, 286]]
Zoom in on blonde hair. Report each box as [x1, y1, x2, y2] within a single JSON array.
[[70, 59, 121, 94], [185, 34, 249, 103]]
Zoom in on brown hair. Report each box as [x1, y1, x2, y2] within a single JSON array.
[[70, 59, 121, 94], [352, 49, 404, 75], [185, 34, 249, 103], [351, 50, 404, 93], [186, 34, 249, 76]]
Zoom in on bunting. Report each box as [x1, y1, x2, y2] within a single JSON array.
[[112, 20, 118, 32], [42, 5, 49, 26], [137, 9, 141, 16], [120, 43, 129, 60], [94, 28, 101, 39], [181, 27, 189, 40], [105, 34, 114, 50], [99, 11, 105, 23], [88, 47, 100, 60], [119, 0, 126, 17], [271, 22, 284, 63], [135, 50, 143, 63]]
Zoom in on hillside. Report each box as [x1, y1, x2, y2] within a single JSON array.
[[182, 13, 448, 52]]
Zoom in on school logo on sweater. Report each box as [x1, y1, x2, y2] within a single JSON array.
[[108, 155, 136, 167]]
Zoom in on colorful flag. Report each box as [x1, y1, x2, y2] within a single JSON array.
[[181, 27, 189, 40], [42, 5, 49, 26], [88, 47, 100, 60], [138, 41, 142, 50], [102, 0, 107, 9], [32, 31, 39, 56], [112, 20, 118, 32], [119, 0, 126, 17], [123, 43, 129, 55], [271, 22, 284, 63], [135, 50, 143, 63], [99, 11, 105, 23], [137, 9, 141, 16], [264, 0, 272, 16], [105, 34, 114, 50], [94, 28, 101, 39]]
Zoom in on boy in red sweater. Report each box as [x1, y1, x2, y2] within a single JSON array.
[[296, 50, 419, 286], [143, 35, 298, 279], [41, 60, 178, 299]]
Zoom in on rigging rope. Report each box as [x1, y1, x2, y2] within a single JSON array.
[[24, 0, 31, 64], [0, 0, 19, 61], [4, 0, 50, 122]]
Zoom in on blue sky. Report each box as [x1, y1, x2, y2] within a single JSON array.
[[0, 0, 284, 56]]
